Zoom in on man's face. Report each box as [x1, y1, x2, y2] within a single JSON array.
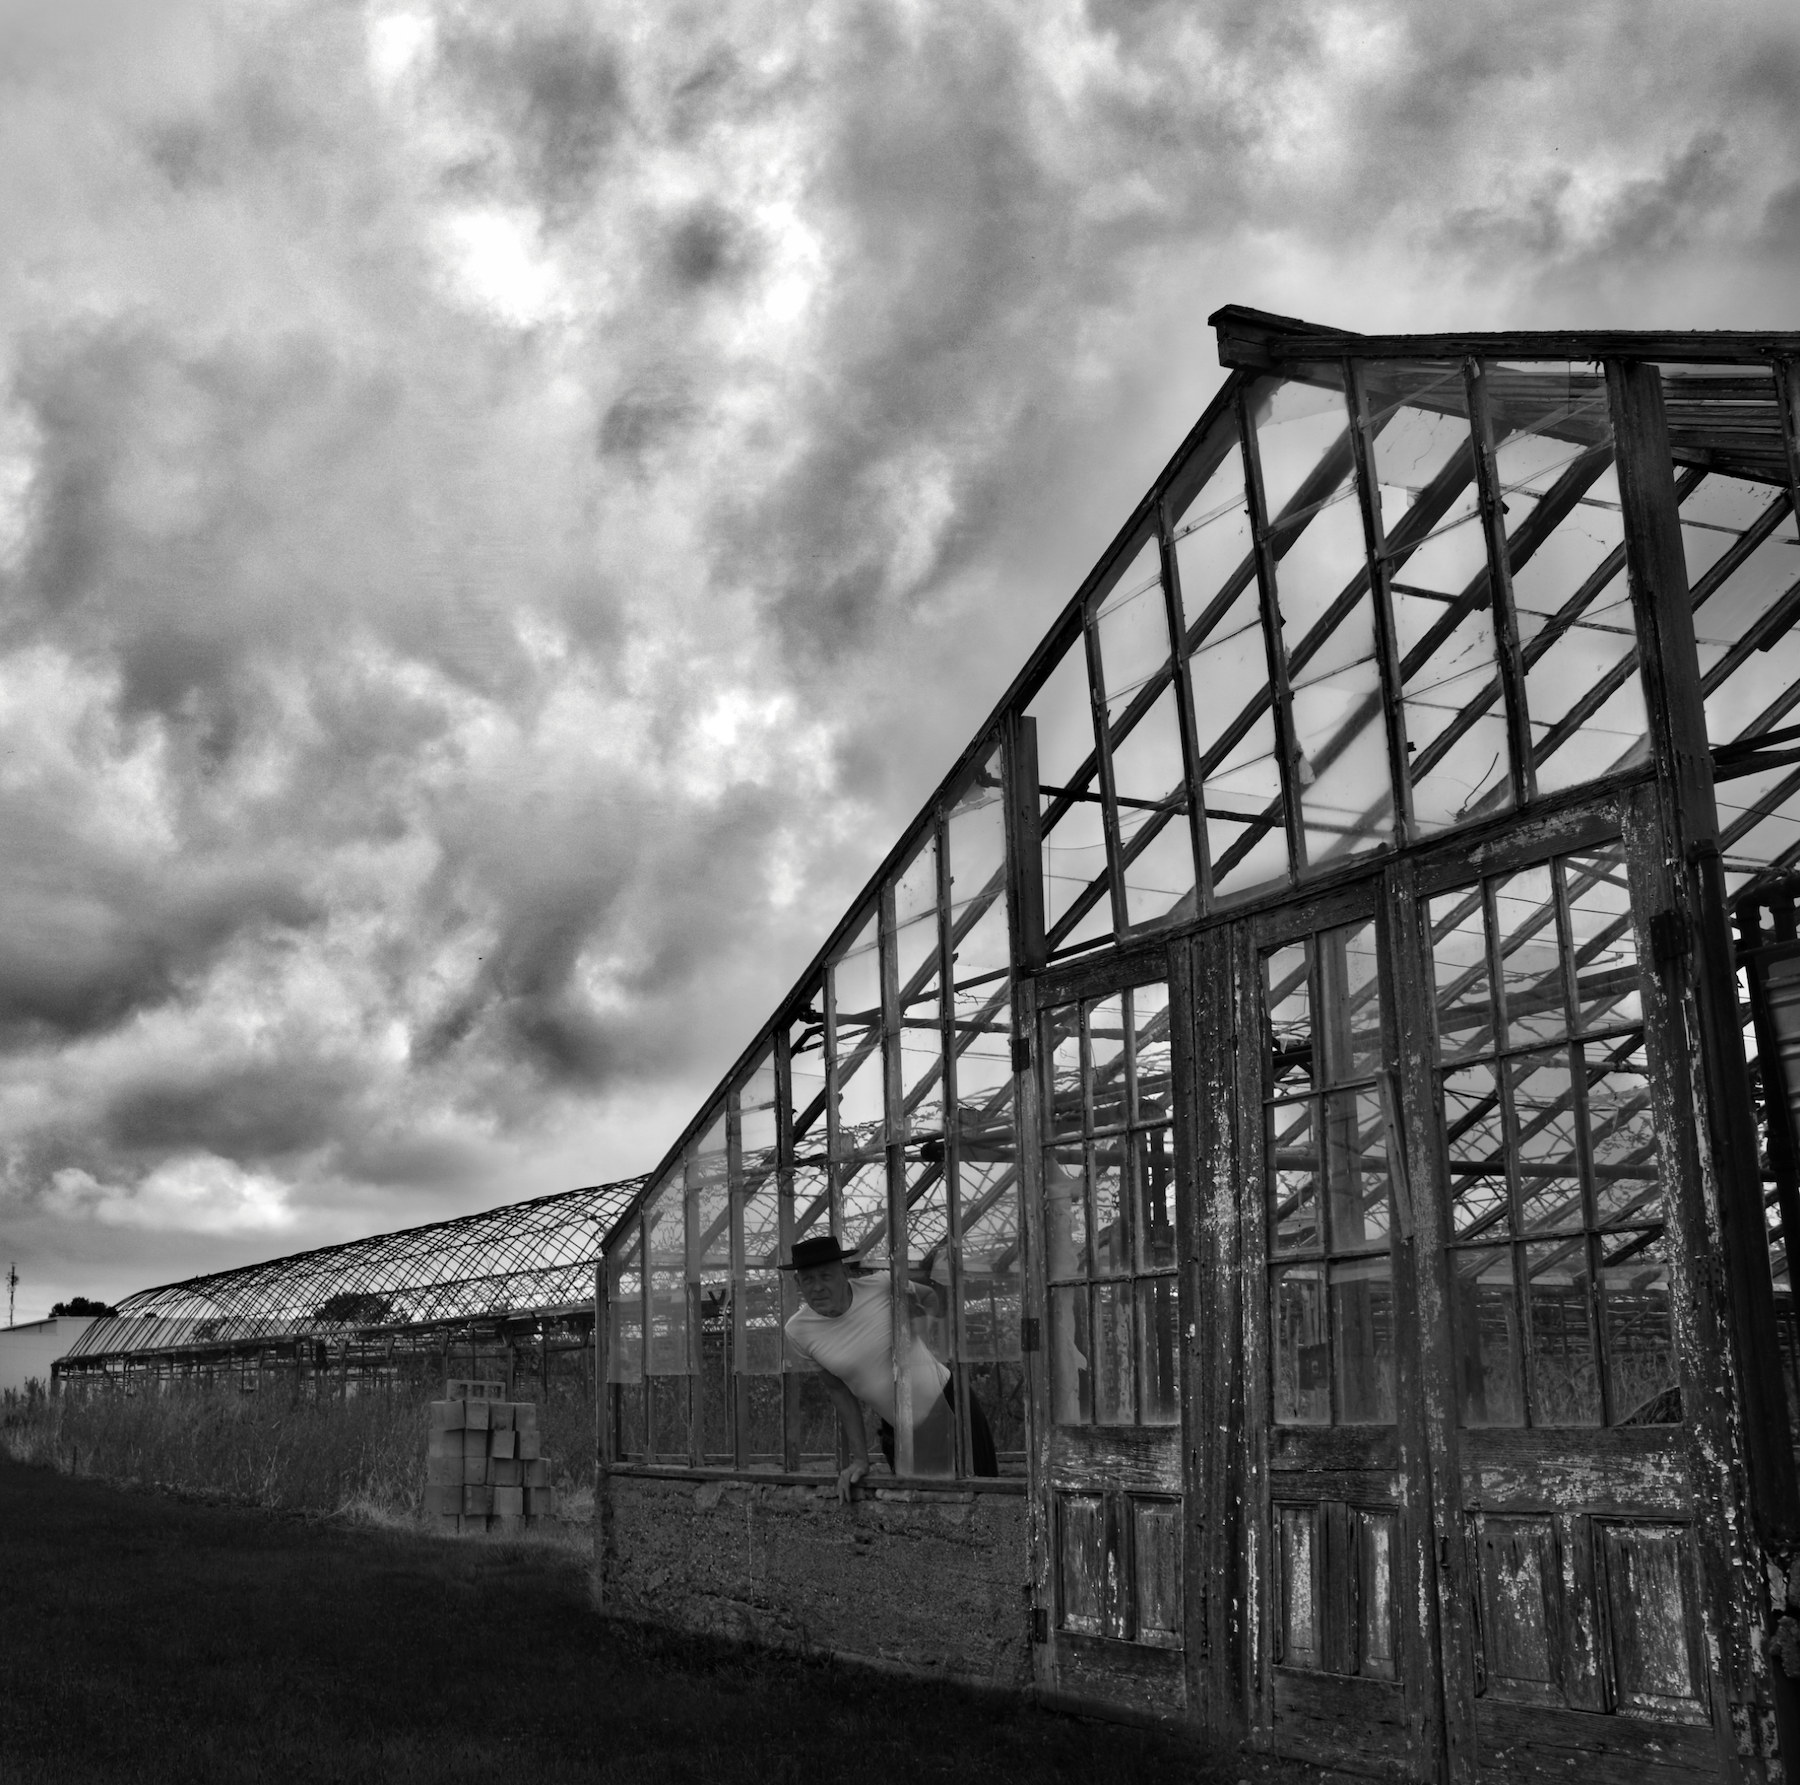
[[795, 1261, 853, 1317]]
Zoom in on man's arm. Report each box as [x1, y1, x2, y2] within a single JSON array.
[[819, 1371, 872, 1503]]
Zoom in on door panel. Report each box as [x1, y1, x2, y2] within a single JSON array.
[[1236, 887, 1429, 1774]]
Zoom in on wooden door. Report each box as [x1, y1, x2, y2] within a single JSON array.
[[1406, 802, 1724, 1785], [1028, 947, 1191, 1723], [1233, 883, 1438, 1776]]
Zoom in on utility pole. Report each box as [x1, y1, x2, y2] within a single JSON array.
[[5, 1261, 16, 1328]]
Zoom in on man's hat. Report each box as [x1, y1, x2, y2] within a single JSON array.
[[780, 1235, 860, 1272]]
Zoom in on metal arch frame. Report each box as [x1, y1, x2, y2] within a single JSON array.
[[59, 1176, 647, 1369]]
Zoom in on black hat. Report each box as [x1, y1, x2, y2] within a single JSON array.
[[780, 1235, 860, 1272]]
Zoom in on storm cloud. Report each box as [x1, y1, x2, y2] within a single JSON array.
[[2, 0, 1797, 1311]]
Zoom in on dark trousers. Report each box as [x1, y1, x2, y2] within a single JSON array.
[[876, 1377, 999, 1477]]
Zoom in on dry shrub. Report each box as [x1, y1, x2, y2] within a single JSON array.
[[0, 1374, 596, 1527]]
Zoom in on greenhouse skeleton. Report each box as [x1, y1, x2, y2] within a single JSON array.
[[60, 306, 1800, 1782]]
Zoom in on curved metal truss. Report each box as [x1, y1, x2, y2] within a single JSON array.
[[62, 1177, 646, 1367]]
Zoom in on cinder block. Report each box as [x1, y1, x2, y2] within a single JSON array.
[[464, 1398, 491, 1431], [422, 1483, 459, 1515], [462, 1456, 487, 1486], [491, 1458, 523, 1487], [435, 1512, 461, 1536], [429, 1400, 466, 1431], [523, 1458, 550, 1488], [490, 1402, 515, 1431], [427, 1429, 461, 1459], [525, 1486, 557, 1518], [489, 1429, 516, 1460], [425, 1456, 462, 1487], [463, 1483, 493, 1517], [492, 1485, 525, 1517], [462, 1429, 488, 1460], [493, 1514, 527, 1539], [513, 1403, 538, 1434], [516, 1432, 541, 1460]]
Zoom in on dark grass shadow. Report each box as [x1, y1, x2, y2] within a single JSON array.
[[0, 1457, 1354, 1785]]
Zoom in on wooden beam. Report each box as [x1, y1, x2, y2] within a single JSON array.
[[1220, 325, 1800, 368]]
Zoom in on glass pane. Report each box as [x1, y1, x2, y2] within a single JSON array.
[[1173, 428, 1256, 637], [1430, 887, 1494, 1064], [1318, 920, 1382, 1085], [906, 1160, 953, 1369], [1269, 1099, 1320, 1255], [831, 910, 885, 1158], [899, 983, 945, 1140], [1443, 1063, 1510, 1239], [1525, 1237, 1600, 1425], [1587, 1050, 1660, 1226], [1138, 1276, 1181, 1426], [607, 1233, 644, 1384], [1272, 1262, 1330, 1425], [1042, 794, 1111, 951], [1031, 640, 1112, 953], [1110, 686, 1196, 929], [946, 744, 1010, 986], [1093, 1279, 1134, 1424], [1134, 1128, 1178, 1272], [692, 1116, 730, 1269], [1332, 1255, 1395, 1424], [1095, 536, 1167, 715], [787, 993, 828, 1152], [698, 1268, 732, 1462], [960, 1172, 1022, 1363], [952, 988, 1013, 1143], [648, 1267, 689, 1376], [789, 1162, 832, 1248], [1324, 1088, 1390, 1253], [1600, 1230, 1678, 1424], [1509, 1050, 1583, 1234], [1044, 1144, 1088, 1280], [1045, 1002, 1083, 1136], [1051, 1284, 1092, 1425], [739, 1050, 779, 1168], [836, 1161, 889, 1264], [1364, 361, 1512, 831], [1494, 865, 1566, 1048], [1086, 993, 1129, 1131], [1452, 1246, 1523, 1427], [1091, 1139, 1128, 1277], [1265, 940, 1313, 1091], [1486, 363, 1647, 797], [1562, 847, 1641, 1033], [739, 1268, 784, 1375], [1131, 981, 1173, 1123], [614, 1382, 646, 1460]]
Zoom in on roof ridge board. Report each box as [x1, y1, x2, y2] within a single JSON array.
[[1230, 328, 1800, 365], [597, 362, 1257, 1253]]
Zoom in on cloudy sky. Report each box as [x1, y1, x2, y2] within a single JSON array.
[[2, 0, 1798, 1317]]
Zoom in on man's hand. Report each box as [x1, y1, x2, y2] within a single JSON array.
[[836, 1457, 871, 1504]]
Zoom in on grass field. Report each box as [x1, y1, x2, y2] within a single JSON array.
[[0, 1457, 1345, 1785]]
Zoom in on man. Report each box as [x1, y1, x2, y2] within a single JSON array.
[[782, 1234, 997, 1501]]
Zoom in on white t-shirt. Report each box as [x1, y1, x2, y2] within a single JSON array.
[[783, 1275, 949, 1424]]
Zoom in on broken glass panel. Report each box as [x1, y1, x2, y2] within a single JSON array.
[[1509, 1050, 1583, 1235], [1265, 940, 1314, 1092], [1486, 363, 1648, 798], [1363, 360, 1513, 831], [787, 990, 828, 1154], [1443, 1063, 1509, 1239], [1269, 1099, 1320, 1256], [1131, 981, 1173, 1123], [1086, 993, 1129, 1133], [1324, 1088, 1389, 1253], [1493, 864, 1566, 1049], [1251, 376, 1395, 867], [1587, 1050, 1660, 1227], [739, 1051, 779, 1185]]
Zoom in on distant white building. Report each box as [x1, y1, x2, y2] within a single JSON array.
[[0, 1317, 96, 1397]]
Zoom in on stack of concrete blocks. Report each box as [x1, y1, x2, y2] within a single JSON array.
[[424, 1380, 556, 1534]]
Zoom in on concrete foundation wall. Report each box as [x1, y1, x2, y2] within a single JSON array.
[[595, 1470, 1032, 1691]]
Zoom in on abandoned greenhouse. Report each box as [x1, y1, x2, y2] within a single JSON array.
[[592, 306, 1800, 1785]]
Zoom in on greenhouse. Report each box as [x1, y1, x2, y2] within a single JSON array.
[[592, 306, 1800, 1784], [55, 1176, 644, 1396]]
